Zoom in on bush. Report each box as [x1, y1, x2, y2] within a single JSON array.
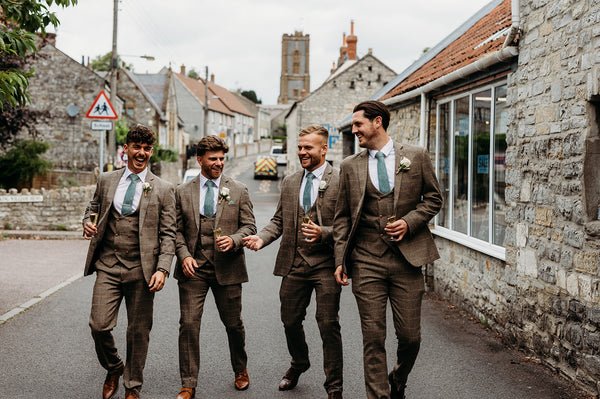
[[151, 145, 179, 163], [0, 139, 52, 189]]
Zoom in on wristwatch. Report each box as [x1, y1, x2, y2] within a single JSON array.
[[158, 268, 169, 277]]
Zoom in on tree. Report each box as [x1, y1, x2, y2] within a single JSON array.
[[90, 51, 133, 72], [0, 0, 78, 111], [241, 90, 262, 104], [0, 139, 52, 189], [187, 68, 199, 79]]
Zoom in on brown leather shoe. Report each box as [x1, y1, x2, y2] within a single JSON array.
[[328, 392, 343, 399], [176, 387, 196, 399], [102, 371, 122, 399], [125, 388, 140, 399], [234, 369, 250, 390], [278, 367, 305, 391]]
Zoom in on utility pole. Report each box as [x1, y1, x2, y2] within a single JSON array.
[[203, 66, 209, 137], [108, 0, 119, 170]]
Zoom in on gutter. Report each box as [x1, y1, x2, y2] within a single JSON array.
[[503, 0, 521, 48]]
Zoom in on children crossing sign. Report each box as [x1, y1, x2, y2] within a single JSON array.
[[86, 90, 118, 119]]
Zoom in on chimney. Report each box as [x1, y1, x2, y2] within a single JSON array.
[[180, 64, 186, 76], [368, 48, 373, 55], [331, 61, 336, 74], [346, 21, 357, 61], [210, 73, 215, 83], [338, 33, 348, 66]]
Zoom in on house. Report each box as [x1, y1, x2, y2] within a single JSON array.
[[285, 22, 396, 173], [338, 0, 600, 394]]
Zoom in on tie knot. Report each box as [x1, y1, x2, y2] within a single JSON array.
[[129, 174, 139, 182], [206, 180, 216, 188], [375, 151, 385, 160], [306, 172, 314, 181]]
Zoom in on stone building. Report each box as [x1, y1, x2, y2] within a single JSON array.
[[338, 0, 600, 394], [278, 31, 310, 104], [285, 22, 396, 173]]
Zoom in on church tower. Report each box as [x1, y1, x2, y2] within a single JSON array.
[[278, 31, 310, 104]]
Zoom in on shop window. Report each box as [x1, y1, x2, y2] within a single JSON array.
[[434, 82, 507, 258]]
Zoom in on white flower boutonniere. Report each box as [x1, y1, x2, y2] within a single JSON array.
[[396, 157, 411, 173], [318, 180, 329, 197], [142, 182, 152, 196], [219, 187, 231, 202]]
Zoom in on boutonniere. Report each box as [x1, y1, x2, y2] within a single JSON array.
[[318, 180, 329, 197], [142, 182, 152, 196], [219, 187, 231, 202], [396, 157, 411, 173]]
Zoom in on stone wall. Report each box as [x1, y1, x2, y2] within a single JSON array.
[[0, 186, 94, 231]]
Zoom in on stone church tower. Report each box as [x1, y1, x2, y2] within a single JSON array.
[[278, 31, 310, 104]]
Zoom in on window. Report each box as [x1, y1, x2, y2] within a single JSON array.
[[350, 81, 355, 89], [434, 82, 507, 259], [292, 50, 301, 74]]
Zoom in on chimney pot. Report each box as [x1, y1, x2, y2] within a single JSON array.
[[180, 64, 186, 75], [210, 73, 215, 83]]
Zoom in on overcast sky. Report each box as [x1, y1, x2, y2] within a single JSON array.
[[50, 0, 492, 104]]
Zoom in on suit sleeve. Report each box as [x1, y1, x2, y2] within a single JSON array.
[[401, 147, 443, 235], [229, 185, 256, 251], [333, 162, 352, 271], [175, 187, 193, 261], [257, 181, 285, 247], [82, 175, 103, 228], [156, 182, 177, 273]]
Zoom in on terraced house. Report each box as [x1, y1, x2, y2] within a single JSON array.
[[338, 0, 600, 394]]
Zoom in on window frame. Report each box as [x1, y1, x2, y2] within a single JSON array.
[[432, 81, 507, 260]]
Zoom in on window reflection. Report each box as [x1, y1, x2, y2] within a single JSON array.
[[453, 96, 469, 234], [471, 90, 491, 241], [493, 86, 507, 245]]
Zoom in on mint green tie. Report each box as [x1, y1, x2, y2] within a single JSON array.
[[122, 174, 139, 215], [375, 151, 391, 194], [302, 172, 314, 212], [204, 180, 216, 216]]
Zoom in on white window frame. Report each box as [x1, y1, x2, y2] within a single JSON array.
[[432, 81, 507, 260]]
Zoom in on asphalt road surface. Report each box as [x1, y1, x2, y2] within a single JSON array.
[[0, 157, 592, 398]]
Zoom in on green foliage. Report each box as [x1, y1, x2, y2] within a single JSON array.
[[89, 52, 133, 72], [187, 69, 199, 79], [0, 139, 52, 189], [0, 0, 78, 110], [151, 145, 178, 164], [115, 119, 129, 146], [240, 90, 261, 104]]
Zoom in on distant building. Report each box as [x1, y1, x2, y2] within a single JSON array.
[[278, 31, 310, 104]]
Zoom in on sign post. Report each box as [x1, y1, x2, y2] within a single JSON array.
[[86, 91, 118, 172]]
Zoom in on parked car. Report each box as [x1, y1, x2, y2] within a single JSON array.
[[182, 168, 201, 183], [253, 156, 278, 179], [269, 145, 287, 165]]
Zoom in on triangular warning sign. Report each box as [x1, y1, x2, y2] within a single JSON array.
[[86, 90, 118, 119]]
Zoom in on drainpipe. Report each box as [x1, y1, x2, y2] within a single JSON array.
[[503, 0, 520, 48], [419, 92, 427, 146]]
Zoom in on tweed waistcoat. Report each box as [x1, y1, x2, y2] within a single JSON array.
[[292, 204, 334, 269], [355, 178, 397, 257], [194, 215, 216, 267], [98, 206, 141, 269]]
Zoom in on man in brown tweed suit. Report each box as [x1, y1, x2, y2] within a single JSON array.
[[244, 126, 343, 399], [334, 101, 442, 399], [83, 125, 176, 399], [174, 135, 256, 399]]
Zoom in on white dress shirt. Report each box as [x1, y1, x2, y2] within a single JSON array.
[[113, 167, 148, 215], [368, 139, 395, 192], [199, 174, 222, 216], [298, 162, 327, 208]]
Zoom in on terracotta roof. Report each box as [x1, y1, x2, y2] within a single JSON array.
[[208, 82, 253, 117], [175, 73, 234, 116], [380, 0, 511, 100]]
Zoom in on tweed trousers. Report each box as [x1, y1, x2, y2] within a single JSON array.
[[280, 261, 343, 393], [178, 264, 247, 388], [89, 263, 154, 390], [350, 246, 424, 399]]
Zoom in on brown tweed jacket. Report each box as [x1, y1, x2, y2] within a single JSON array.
[[174, 173, 256, 285], [258, 163, 339, 277], [334, 142, 442, 276], [82, 168, 177, 285]]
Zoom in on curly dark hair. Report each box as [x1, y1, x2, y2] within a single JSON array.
[[126, 124, 156, 145], [353, 101, 390, 131], [196, 135, 229, 156]]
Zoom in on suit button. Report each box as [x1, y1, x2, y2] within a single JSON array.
[[125, 250, 129, 254], [379, 234, 384, 237], [115, 233, 119, 236], [114, 249, 118, 252], [379, 215, 383, 218], [128, 234, 132, 237]]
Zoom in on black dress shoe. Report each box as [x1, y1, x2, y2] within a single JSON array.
[[278, 367, 305, 391], [389, 373, 406, 399], [328, 391, 343, 398]]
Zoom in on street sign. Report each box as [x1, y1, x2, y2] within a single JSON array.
[[86, 90, 118, 119], [91, 120, 113, 131]]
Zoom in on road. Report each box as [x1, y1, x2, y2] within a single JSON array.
[[0, 156, 592, 398]]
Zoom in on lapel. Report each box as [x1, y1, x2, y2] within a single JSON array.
[[315, 163, 333, 225], [191, 175, 201, 232], [356, 150, 369, 206], [393, 142, 406, 209], [291, 171, 303, 229], [214, 175, 230, 227], [103, 168, 125, 215], [138, 169, 154, 231]]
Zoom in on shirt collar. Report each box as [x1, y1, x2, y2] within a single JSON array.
[[199, 172, 221, 188], [123, 167, 148, 182], [368, 139, 394, 159], [304, 162, 327, 180]]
